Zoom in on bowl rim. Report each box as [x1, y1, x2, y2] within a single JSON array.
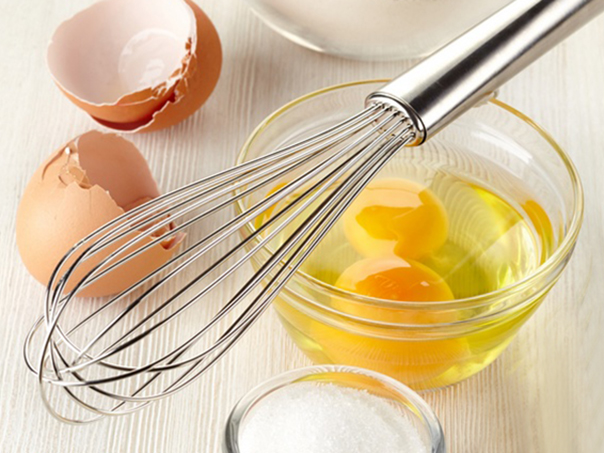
[[223, 364, 446, 453], [235, 79, 584, 310]]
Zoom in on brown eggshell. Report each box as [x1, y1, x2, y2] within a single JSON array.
[[57, 82, 178, 125], [95, 0, 222, 133], [47, 0, 221, 132], [16, 131, 184, 298], [47, 0, 195, 124]]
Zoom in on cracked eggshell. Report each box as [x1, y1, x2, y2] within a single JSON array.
[[48, 0, 222, 133], [16, 131, 184, 298]]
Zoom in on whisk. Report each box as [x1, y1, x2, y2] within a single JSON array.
[[24, 0, 604, 423]]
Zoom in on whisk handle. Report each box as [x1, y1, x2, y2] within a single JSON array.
[[368, 0, 604, 145]]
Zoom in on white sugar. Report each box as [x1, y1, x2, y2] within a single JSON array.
[[239, 382, 427, 453]]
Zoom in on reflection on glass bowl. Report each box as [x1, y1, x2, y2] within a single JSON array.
[[242, 0, 513, 60], [236, 80, 584, 390]]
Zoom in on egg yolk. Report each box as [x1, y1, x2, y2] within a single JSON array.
[[522, 199, 555, 261], [314, 257, 467, 387], [343, 178, 448, 260], [334, 257, 455, 324]]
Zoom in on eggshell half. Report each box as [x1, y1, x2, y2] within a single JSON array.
[[48, 0, 221, 132], [16, 131, 184, 298]]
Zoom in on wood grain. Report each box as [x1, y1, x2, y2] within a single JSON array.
[[1, 0, 603, 451]]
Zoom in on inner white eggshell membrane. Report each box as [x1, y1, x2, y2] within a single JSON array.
[[48, 0, 195, 105], [17, 130, 185, 298], [73, 131, 161, 209]]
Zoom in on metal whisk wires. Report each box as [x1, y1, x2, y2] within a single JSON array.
[[24, 104, 415, 423], [23, 0, 604, 424]]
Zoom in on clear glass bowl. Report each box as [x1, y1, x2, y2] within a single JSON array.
[[235, 80, 583, 390], [242, 0, 513, 60], [224, 365, 445, 452]]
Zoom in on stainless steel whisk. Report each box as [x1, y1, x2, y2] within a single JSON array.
[[24, 0, 604, 423]]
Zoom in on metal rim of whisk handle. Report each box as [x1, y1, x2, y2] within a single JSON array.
[[367, 0, 604, 146]]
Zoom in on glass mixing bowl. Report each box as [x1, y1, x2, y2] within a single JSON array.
[[242, 0, 513, 60], [235, 80, 583, 390], [224, 365, 445, 453]]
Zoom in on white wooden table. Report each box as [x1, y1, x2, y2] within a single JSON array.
[[1, 1, 603, 451]]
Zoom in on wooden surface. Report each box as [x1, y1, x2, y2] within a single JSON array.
[[1, 1, 603, 451]]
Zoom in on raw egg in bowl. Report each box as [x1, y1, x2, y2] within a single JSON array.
[[235, 80, 584, 390]]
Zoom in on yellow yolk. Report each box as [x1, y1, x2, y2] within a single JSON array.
[[343, 178, 448, 260], [334, 257, 455, 324], [522, 199, 555, 261], [337, 257, 453, 302], [309, 257, 468, 387]]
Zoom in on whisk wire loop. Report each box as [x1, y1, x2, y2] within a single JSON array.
[[24, 104, 415, 422]]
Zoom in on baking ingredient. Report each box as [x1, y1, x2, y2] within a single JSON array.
[[334, 257, 454, 324], [343, 178, 448, 260], [16, 131, 184, 298], [239, 382, 426, 453], [258, 169, 552, 388], [47, 0, 221, 132], [263, 175, 542, 300]]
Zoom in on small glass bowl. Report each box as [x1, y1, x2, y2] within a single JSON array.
[[235, 80, 584, 390], [223, 365, 445, 453]]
